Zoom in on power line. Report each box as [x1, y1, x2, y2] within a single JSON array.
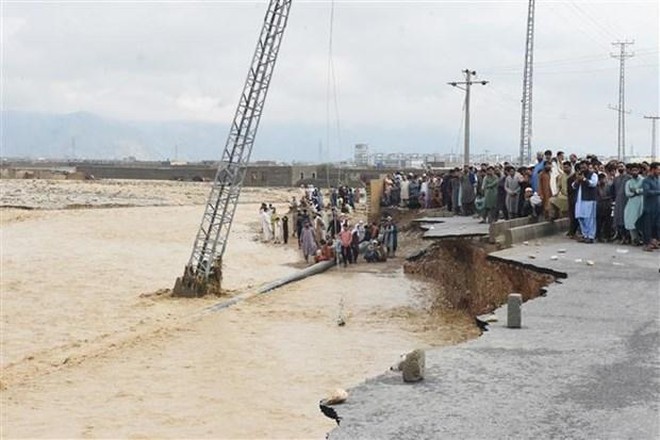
[[487, 63, 656, 77], [482, 47, 657, 74], [566, 1, 621, 42], [567, 0, 623, 41], [547, 3, 611, 52]]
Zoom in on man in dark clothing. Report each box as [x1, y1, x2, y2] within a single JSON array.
[[596, 173, 613, 242], [566, 164, 580, 238], [573, 161, 598, 243], [296, 210, 304, 246], [641, 162, 660, 251], [327, 210, 341, 238], [611, 163, 631, 242], [282, 215, 289, 244]]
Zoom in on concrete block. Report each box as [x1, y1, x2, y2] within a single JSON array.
[[507, 293, 523, 328], [505, 218, 569, 246], [489, 217, 532, 238]]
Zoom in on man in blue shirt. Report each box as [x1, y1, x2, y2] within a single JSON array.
[[530, 150, 551, 192], [642, 162, 660, 251]]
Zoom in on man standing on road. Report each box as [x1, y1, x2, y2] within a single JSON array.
[[641, 162, 660, 251], [539, 160, 553, 220], [611, 163, 631, 242], [624, 164, 645, 246], [572, 161, 598, 243], [481, 166, 499, 224]]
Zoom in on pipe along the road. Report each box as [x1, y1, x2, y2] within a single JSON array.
[[204, 259, 336, 313], [204, 241, 370, 314]]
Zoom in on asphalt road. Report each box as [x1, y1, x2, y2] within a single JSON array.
[[329, 236, 660, 440]]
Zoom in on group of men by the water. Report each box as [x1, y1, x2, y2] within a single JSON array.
[[259, 184, 399, 265], [381, 150, 660, 251]]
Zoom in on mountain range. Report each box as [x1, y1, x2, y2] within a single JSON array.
[[1, 110, 452, 163]]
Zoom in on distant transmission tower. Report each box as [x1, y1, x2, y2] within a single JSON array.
[[519, 0, 535, 166], [643, 115, 660, 160], [610, 40, 634, 161]]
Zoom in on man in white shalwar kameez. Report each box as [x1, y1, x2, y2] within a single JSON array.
[[260, 207, 273, 241]]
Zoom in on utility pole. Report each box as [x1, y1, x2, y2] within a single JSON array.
[[644, 115, 660, 160], [519, 0, 535, 166], [610, 40, 634, 161], [448, 69, 488, 166]]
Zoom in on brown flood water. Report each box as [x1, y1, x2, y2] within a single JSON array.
[[1, 184, 475, 439]]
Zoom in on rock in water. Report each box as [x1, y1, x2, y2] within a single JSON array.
[[324, 388, 348, 405], [401, 349, 425, 382]]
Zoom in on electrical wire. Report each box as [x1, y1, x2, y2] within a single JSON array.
[[567, 0, 623, 42], [482, 47, 658, 76], [546, 2, 612, 52]]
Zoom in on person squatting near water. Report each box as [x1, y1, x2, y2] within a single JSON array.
[[256, 184, 399, 264], [378, 152, 660, 252], [324, 215, 398, 267]]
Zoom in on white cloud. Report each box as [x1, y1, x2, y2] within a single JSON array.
[[2, 0, 658, 158]]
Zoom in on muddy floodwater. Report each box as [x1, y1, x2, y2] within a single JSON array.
[[1, 180, 476, 438]]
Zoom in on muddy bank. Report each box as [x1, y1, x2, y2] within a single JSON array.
[[404, 239, 563, 317]]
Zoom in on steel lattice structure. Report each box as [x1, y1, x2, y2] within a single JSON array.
[[174, 0, 292, 296], [611, 41, 634, 161], [519, 0, 535, 166]]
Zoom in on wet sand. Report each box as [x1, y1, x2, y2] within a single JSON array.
[[1, 179, 475, 438]]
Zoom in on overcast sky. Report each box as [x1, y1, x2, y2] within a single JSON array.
[[2, 0, 659, 161]]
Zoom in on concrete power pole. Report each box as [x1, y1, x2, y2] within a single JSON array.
[[643, 115, 660, 160], [519, 0, 536, 166], [610, 40, 634, 161], [448, 69, 488, 166]]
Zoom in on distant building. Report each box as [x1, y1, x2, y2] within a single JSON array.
[[354, 144, 369, 166]]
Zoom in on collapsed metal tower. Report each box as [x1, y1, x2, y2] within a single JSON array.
[[518, 0, 535, 166], [173, 0, 293, 297]]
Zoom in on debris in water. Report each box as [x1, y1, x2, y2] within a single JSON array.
[[523, 241, 530, 246], [550, 255, 559, 260], [586, 260, 595, 266], [574, 259, 583, 263], [528, 255, 536, 259], [319, 400, 342, 426], [478, 313, 498, 323], [324, 388, 348, 405], [336, 297, 346, 327], [616, 249, 629, 254], [475, 316, 489, 332], [557, 249, 567, 254]]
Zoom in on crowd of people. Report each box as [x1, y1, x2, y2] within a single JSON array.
[[381, 150, 660, 251], [258, 183, 399, 265]]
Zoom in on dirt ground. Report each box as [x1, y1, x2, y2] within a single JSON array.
[[0, 179, 475, 439]]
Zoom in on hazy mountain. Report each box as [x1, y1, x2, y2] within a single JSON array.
[[1, 110, 451, 163], [1, 110, 228, 161]]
